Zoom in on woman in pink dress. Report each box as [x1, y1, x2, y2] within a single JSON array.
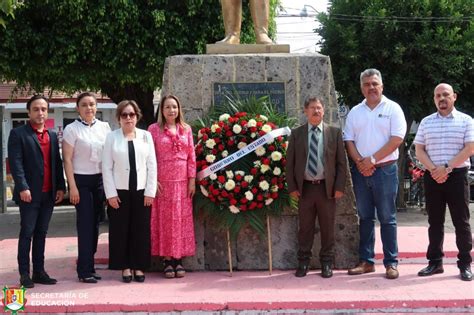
[[148, 95, 196, 278]]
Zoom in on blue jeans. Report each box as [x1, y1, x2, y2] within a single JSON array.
[[351, 163, 399, 267], [18, 192, 54, 275]]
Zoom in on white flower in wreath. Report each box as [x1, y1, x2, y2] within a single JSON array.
[[259, 115, 268, 121], [205, 139, 216, 149], [250, 132, 256, 138], [235, 170, 245, 177], [244, 175, 253, 183], [261, 124, 272, 133], [254, 160, 261, 167], [206, 154, 216, 163], [247, 119, 257, 127], [259, 180, 270, 191], [233, 124, 242, 134], [224, 179, 236, 191], [210, 173, 217, 180], [273, 167, 282, 176], [198, 129, 203, 139], [221, 150, 229, 157], [229, 205, 240, 214], [237, 142, 247, 149], [200, 185, 209, 197], [210, 124, 219, 133], [260, 164, 270, 174], [271, 151, 282, 161], [245, 191, 254, 201], [255, 146, 266, 156], [226, 170, 234, 179], [271, 185, 279, 192], [265, 198, 274, 205], [219, 113, 230, 121]]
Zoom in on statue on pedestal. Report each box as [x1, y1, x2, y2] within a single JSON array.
[[217, 0, 273, 45]]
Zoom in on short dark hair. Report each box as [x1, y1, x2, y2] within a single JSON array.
[[115, 100, 143, 122], [304, 97, 324, 108], [26, 95, 49, 111], [76, 92, 97, 107]]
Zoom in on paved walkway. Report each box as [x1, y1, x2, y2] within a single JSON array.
[[1, 206, 473, 313]]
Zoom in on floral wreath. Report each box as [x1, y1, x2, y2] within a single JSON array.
[[194, 97, 296, 237]]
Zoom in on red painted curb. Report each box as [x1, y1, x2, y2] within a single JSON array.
[[22, 299, 474, 313]]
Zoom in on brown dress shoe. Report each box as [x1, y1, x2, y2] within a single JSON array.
[[348, 261, 375, 275], [385, 265, 399, 279]]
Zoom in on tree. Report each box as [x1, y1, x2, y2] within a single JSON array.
[[0, 0, 21, 27], [317, 0, 473, 208], [0, 0, 278, 127]]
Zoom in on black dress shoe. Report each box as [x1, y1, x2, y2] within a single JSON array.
[[122, 270, 133, 283], [460, 266, 472, 281], [133, 271, 145, 283], [32, 271, 57, 285], [295, 262, 309, 277], [20, 274, 34, 288], [418, 263, 444, 276], [79, 277, 98, 284], [321, 264, 333, 278], [91, 273, 102, 280]]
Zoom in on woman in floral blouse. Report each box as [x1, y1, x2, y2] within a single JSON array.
[[148, 95, 196, 278]]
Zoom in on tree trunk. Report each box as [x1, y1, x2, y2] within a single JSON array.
[[100, 83, 155, 128]]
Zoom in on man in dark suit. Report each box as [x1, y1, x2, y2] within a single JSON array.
[[286, 97, 347, 278], [8, 95, 66, 288]]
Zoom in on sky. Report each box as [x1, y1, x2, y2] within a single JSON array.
[[275, 0, 329, 53]]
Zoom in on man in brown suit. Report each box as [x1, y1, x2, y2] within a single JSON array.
[[286, 97, 347, 278]]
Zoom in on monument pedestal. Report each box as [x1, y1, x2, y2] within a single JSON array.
[[159, 53, 359, 270]]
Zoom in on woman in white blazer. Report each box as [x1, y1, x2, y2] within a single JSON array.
[[102, 100, 157, 283]]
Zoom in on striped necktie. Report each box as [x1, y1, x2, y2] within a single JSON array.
[[308, 126, 319, 177]]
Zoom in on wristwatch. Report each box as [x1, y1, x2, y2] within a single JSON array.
[[444, 163, 453, 174], [370, 155, 376, 165]]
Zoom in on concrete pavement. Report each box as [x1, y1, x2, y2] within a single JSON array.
[[0, 205, 473, 313]]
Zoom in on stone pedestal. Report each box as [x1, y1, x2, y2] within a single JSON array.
[[160, 53, 359, 270]]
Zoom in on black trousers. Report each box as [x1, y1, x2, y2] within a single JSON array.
[[107, 189, 151, 270], [297, 181, 336, 264], [74, 174, 104, 278], [424, 168, 472, 268], [18, 192, 54, 275]]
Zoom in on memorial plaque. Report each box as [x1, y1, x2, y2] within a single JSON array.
[[213, 82, 286, 113]]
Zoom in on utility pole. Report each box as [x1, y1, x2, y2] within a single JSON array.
[[0, 104, 6, 213]]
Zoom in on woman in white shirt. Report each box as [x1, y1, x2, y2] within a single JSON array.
[[102, 100, 157, 283], [62, 92, 111, 283]]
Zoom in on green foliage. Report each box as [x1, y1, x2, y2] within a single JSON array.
[[317, 0, 474, 122], [0, 0, 278, 126], [0, 0, 21, 28]]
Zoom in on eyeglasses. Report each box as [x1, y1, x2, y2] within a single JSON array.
[[120, 112, 136, 119]]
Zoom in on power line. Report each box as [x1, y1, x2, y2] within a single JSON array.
[[331, 13, 472, 21], [327, 14, 472, 23]]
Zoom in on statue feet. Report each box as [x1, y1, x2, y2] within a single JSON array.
[[256, 33, 273, 45], [216, 34, 241, 45]]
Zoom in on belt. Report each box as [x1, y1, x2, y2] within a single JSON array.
[[304, 179, 325, 185], [452, 167, 468, 173], [375, 160, 397, 168]]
